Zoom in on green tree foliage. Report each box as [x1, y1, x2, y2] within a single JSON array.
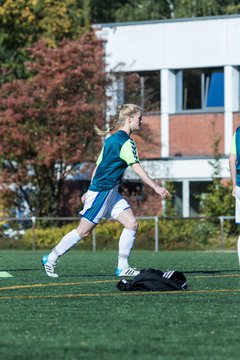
[[198, 175, 235, 243], [224, 1, 240, 14], [0, 0, 89, 82], [199, 178, 234, 217], [114, 0, 173, 22], [199, 136, 234, 218], [174, 0, 221, 18], [0, 32, 108, 216], [87, 0, 131, 24], [174, 0, 239, 18], [87, 0, 240, 24], [37, 0, 89, 45]]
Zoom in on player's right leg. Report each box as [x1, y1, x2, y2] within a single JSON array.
[[41, 189, 111, 278], [42, 218, 96, 278]]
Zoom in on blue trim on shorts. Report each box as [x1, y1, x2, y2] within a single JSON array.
[[81, 214, 98, 225], [83, 190, 110, 223]]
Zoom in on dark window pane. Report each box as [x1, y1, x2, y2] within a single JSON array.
[[124, 73, 141, 105], [182, 69, 202, 109], [190, 181, 211, 216], [180, 67, 224, 111], [169, 181, 183, 216], [120, 181, 144, 203], [142, 71, 160, 112], [124, 71, 160, 113]]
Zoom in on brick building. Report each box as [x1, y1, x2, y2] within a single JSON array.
[[92, 14, 240, 217]]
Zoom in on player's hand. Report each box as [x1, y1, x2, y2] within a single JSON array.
[[154, 185, 170, 199], [81, 192, 87, 204]]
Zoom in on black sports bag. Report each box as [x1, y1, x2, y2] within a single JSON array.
[[117, 268, 187, 292]]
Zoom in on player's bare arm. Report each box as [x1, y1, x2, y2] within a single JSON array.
[[229, 153, 237, 197], [131, 163, 170, 199]]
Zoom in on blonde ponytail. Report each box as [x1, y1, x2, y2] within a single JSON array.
[[94, 125, 110, 136], [94, 104, 142, 137]]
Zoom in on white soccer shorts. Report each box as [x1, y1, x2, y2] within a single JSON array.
[[235, 186, 240, 224], [79, 185, 130, 224]]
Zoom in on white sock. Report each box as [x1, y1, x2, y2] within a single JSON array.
[[118, 228, 137, 269], [48, 229, 81, 264]]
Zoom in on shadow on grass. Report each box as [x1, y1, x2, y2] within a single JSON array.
[[184, 269, 239, 274], [1, 268, 116, 277], [1, 268, 239, 277]]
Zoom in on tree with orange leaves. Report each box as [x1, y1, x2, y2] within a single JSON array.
[[0, 31, 108, 216]]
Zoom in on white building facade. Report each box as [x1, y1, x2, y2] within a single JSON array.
[[95, 15, 240, 216]]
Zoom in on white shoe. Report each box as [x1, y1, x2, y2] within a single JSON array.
[[41, 255, 59, 278], [115, 267, 140, 277]]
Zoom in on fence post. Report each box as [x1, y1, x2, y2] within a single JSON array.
[[92, 228, 96, 251], [154, 216, 159, 252], [31, 216, 36, 251], [219, 216, 225, 250]]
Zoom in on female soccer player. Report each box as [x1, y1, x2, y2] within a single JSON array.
[[229, 126, 240, 264], [42, 104, 170, 278]]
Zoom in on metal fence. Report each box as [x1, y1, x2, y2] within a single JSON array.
[[0, 215, 236, 251]]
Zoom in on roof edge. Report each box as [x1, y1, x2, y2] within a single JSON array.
[[92, 14, 240, 29]]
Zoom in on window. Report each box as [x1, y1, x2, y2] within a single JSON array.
[[120, 181, 144, 204], [169, 181, 211, 217], [177, 67, 224, 111], [189, 181, 211, 216], [116, 71, 160, 113], [119, 180, 144, 201], [170, 181, 183, 216]]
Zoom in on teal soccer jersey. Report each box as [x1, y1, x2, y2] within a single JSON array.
[[89, 130, 140, 191]]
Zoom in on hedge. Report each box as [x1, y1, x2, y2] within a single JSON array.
[[6, 217, 233, 251]]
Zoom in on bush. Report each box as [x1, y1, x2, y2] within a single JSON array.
[[22, 222, 79, 250], [19, 218, 221, 251], [158, 218, 217, 250]]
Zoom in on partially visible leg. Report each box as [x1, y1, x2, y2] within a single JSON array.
[[42, 218, 96, 277], [49, 218, 96, 263], [47, 229, 80, 265], [115, 208, 139, 276], [238, 236, 240, 266], [235, 186, 240, 265]]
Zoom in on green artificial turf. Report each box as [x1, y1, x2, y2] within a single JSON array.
[[0, 250, 240, 360]]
